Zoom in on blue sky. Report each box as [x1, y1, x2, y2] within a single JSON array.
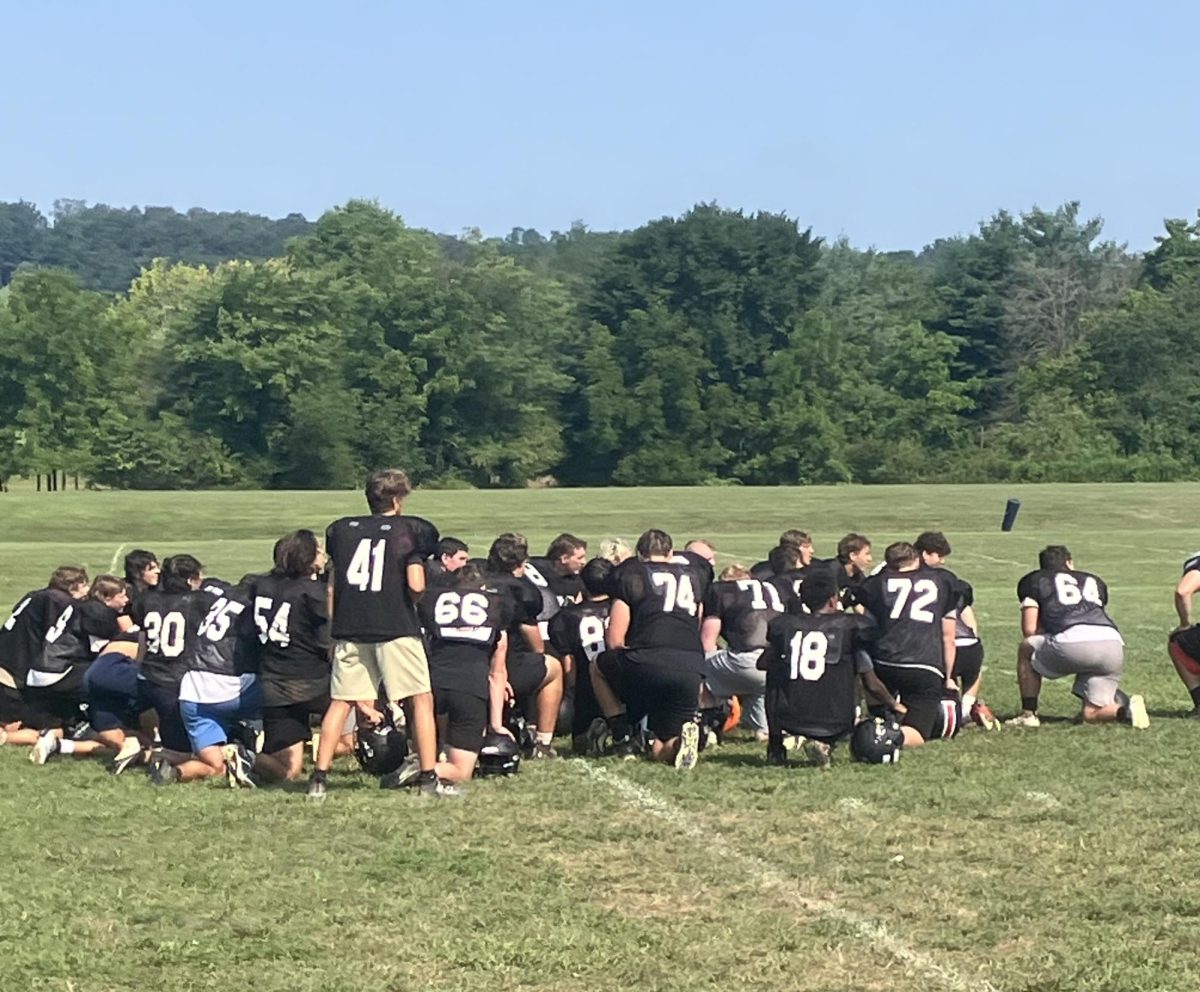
[[3, 1, 1197, 250]]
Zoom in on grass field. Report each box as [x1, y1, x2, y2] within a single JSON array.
[[2, 482, 1199, 992]]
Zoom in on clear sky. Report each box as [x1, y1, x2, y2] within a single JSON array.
[[3, 0, 1197, 250]]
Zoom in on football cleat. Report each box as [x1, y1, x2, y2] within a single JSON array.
[[30, 730, 59, 765], [305, 774, 327, 801], [148, 755, 180, 786], [222, 743, 256, 789], [1126, 694, 1150, 730], [803, 738, 833, 770], [611, 736, 642, 761], [583, 717, 610, 758], [1005, 712, 1041, 728], [378, 753, 422, 790], [674, 720, 700, 771], [970, 701, 1001, 731], [529, 742, 558, 760], [110, 737, 144, 775]]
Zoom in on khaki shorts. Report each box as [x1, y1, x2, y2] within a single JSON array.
[[331, 637, 431, 702]]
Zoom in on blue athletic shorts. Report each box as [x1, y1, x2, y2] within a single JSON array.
[[180, 681, 263, 752], [84, 653, 155, 733]]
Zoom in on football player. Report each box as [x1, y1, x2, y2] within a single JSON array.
[[1009, 545, 1147, 728], [761, 571, 901, 767], [818, 533, 873, 607], [526, 534, 588, 611], [309, 469, 441, 799], [856, 542, 959, 747], [412, 563, 511, 788], [1168, 551, 1200, 715], [123, 550, 160, 602], [591, 529, 711, 768], [699, 563, 782, 741], [914, 531, 999, 730], [750, 530, 814, 580], [547, 557, 613, 754], [424, 538, 470, 589], [482, 533, 564, 758], [0, 566, 90, 748]]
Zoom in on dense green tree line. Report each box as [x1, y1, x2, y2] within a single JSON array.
[[1, 197, 1198, 489]]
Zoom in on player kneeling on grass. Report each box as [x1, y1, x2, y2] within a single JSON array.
[[547, 557, 613, 755], [1009, 545, 1147, 729], [1167, 552, 1200, 717], [27, 575, 139, 765], [590, 529, 710, 769], [761, 572, 903, 768], [410, 563, 511, 792]]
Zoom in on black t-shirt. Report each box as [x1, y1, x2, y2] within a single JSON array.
[[419, 586, 511, 699], [187, 584, 259, 678], [133, 588, 218, 688], [1016, 568, 1117, 634], [325, 514, 439, 642], [856, 566, 958, 672], [811, 558, 867, 609], [763, 611, 876, 739], [525, 558, 583, 614], [32, 599, 124, 680], [767, 567, 812, 615], [0, 588, 76, 685], [702, 578, 783, 652], [547, 600, 610, 667], [749, 559, 774, 580], [249, 572, 331, 705], [612, 558, 711, 654], [483, 572, 544, 655]]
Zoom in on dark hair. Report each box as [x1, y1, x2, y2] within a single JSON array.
[[436, 537, 469, 559], [580, 557, 614, 597], [779, 529, 812, 548], [837, 533, 871, 562], [769, 544, 801, 575], [801, 573, 839, 611], [89, 574, 126, 602], [123, 549, 159, 588], [487, 533, 529, 573], [546, 533, 587, 561], [160, 554, 204, 593], [914, 531, 952, 557], [452, 562, 485, 588], [274, 529, 321, 579], [1039, 545, 1072, 571], [884, 542, 918, 569], [49, 566, 89, 593], [636, 529, 673, 559], [365, 468, 413, 514]]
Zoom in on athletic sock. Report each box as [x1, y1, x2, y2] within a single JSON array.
[[536, 731, 553, 746], [961, 692, 976, 718], [1189, 686, 1200, 709], [1020, 696, 1039, 714], [311, 768, 328, 782], [58, 739, 76, 755]]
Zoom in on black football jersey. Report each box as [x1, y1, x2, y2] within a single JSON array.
[[612, 558, 710, 652], [810, 558, 866, 609], [703, 579, 783, 652], [1016, 568, 1116, 634], [419, 586, 511, 699], [30, 600, 124, 682], [249, 573, 331, 705], [946, 571, 979, 642], [749, 559, 774, 580], [132, 588, 216, 688], [856, 566, 958, 673], [525, 558, 583, 612], [0, 588, 76, 685], [763, 611, 876, 739], [767, 567, 812, 615], [325, 514, 439, 642], [547, 600, 610, 668], [187, 584, 259, 678], [482, 572, 544, 654]]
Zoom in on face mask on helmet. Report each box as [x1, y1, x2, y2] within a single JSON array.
[[355, 725, 410, 775], [475, 731, 521, 777], [850, 716, 904, 764]]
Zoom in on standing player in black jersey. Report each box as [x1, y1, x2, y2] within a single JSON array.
[[245, 530, 340, 783], [1009, 545, 1147, 729], [411, 563, 511, 789], [1167, 552, 1200, 715], [0, 566, 90, 749], [547, 557, 613, 755], [591, 529, 711, 768], [310, 469, 440, 799], [699, 564, 783, 741], [762, 572, 901, 767], [914, 532, 1000, 731], [27, 575, 135, 764], [856, 542, 960, 747], [482, 533, 565, 759]]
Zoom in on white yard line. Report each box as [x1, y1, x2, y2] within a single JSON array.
[[959, 551, 1024, 568], [108, 544, 126, 575], [580, 764, 1002, 992]]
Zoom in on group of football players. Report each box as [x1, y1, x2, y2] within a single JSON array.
[[1, 469, 1186, 798]]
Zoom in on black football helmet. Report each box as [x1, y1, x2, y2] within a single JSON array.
[[850, 716, 904, 764], [354, 725, 410, 775], [475, 732, 521, 777]]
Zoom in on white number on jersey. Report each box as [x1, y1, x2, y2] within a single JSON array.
[[44, 605, 73, 644], [2, 597, 31, 631], [578, 614, 606, 662], [198, 598, 246, 641], [523, 562, 549, 588], [736, 579, 784, 612], [346, 538, 386, 592], [1053, 573, 1102, 607], [651, 571, 698, 616], [144, 610, 186, 657], [433, 591, 493, 641], [253, 596, 292, 647], [886, 577, 939, 623], [788, 630, 829, 681]]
